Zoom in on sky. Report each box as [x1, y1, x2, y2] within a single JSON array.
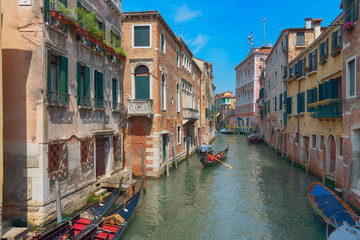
[[122, 0, 343, 94]]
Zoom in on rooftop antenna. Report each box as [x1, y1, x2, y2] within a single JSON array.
[[248, 32, 253, 52], [262, 18, 266, 46]]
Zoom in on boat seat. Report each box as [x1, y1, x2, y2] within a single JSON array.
[[101, 225, 118, 233], [76, 218, 92, 225], [74, 223, 87, 231]]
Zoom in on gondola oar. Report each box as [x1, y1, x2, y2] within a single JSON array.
[[206, 153, 233, 169]]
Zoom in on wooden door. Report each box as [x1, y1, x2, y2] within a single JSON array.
[[96, 138, 106, 177], [330, 137, 336, 175]]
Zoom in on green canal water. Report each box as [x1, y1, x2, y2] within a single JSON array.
[[122, 134, 326, 240]]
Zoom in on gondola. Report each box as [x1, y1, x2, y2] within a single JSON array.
[[32, 177, 124, 240], [247, 132, 263, 143], [200, 145, 228, 167], [308, 182, 359, 232], [219, 128, 233, 135], [74, 179, 142, 240], [197, 145, 214, 155]]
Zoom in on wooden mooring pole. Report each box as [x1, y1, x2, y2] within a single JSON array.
[[344, 158, 353, 202], [281, 133, 285, 161], [292, 138, 296, 167], [166, 144, 170, 177], [141, 147, 146, 191], [322, 143, 326, 185], [305, 138, 309, 175], [129, 153, 133, 197], [173, 139, 177, 169]]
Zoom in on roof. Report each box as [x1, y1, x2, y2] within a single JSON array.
[[234, 46, 272, 70]]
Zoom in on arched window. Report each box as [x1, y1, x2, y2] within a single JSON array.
[[135, 65, 150, 99], [161, 74, 166, 110], [160, 31, 166, 53], [176, 50, 179, 67]]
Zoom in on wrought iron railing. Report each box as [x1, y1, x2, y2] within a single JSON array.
[[93, 98, 105, 110], [112, 102, 124, 112], [42, 90, 70, 107], [78, 96, 92, 109], [127, 99, 153, 117], [311, 101, 342, 118], [182, 108, 199, 119]]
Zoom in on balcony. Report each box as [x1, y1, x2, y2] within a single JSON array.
[[78, 96, 92, 109], [311, 101, 342, 118], [182, 108, 199, 120], [42, 90, 70, 107], [112, 102, 125, 113], [258, 99, 264, 108], [93, 98, 105, 110], [127, 99, 153, 118]]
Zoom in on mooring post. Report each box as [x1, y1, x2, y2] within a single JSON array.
[[281, 133, 285, 161], [141, 147, 146, 190], [173, 139, 177, 169], [166, 145, 170, 177], [55, 179, 62, 223], [344, 158, 353, 202], [305, 138, 309, 175], [322, 143, 326, 185], [129, 153, 133, 197], [292, 138, 296, 166]]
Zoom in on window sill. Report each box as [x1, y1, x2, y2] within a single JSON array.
[[93, 108, 106, 112], [47, 24, 68, 36], [306, 70, 317, 76], [78, 105, 92, 110], [320, 59, 328, 65], [297, 76, 305, 81], [132, 46, 152, 49]]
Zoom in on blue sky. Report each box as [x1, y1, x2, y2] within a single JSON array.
[[122, 0, 343, 94]]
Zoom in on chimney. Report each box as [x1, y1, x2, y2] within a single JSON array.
[[312, 19, 323, 41], [305, 18, 312, 29]]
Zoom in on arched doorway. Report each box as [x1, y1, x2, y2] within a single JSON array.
[[135, 65, 150, 99]]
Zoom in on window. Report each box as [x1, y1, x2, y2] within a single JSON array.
[[135, 65, 150, 99], [319, 135, 324, 150], [160, 31, 166, 53], [77, 62, 91, 107], [274, 96, 277, 111], [47, 51, 69, 105], [279, 93, 283, 110], [133, 25, 150, 47], [296, 32, 305, 46], [274, 71, 277, 86], [48, 142, 68, 178], [306, 87, 317, 112], [44, 0, 67, 22], [346, 57, 356, 98], [80, 138, 94, 168], [311, 134, 317, 148], [177, 125, 181, 145], [308, 50, 318, 72], [176, 83, 180, 112], [344, 0, 359, 23], [111, 30, 121, 49], [112, 78, 121, 111], [338, 138, 343, 156], [176, 50, 180, 67], [331, 29, 342, 53], [94, 70, 104, 109], [295, 132, 299, 144], [161, 74, 166, 110], [319, 39, 329, 62]]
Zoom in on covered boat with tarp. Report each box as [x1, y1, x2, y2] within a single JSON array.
[[308, 182, 359, 232], [200, 145, 228, 167], [247, 132, 263, 143]]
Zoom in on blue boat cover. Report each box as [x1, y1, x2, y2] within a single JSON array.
[[311, 184, 332, 196], [313, 195, 356, 226]]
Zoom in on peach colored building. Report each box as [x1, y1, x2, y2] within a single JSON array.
[[122, 11, 201, 177], [235, 47, 271, 132], [2, 0, 124, 225]]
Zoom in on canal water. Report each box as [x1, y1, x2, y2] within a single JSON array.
[[122, 134, 326, 240]]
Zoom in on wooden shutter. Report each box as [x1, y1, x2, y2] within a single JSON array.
[[134, 26, 150, 47], [84, 67, 90, 99], [77, 62, 81, 105], [323, 81, 330, 99], [314, 49, 318, 70], [301, 92, 305, 112], [307, 89, 313, 112], [98, 71, 104, 100], [59, 56, 68, 94], [44, 0, 50, 22], [112, 78, 117, 105], [47, 50, 52, 91], [280, 93, 283, 110], [350, 60, 355, 96], [135, 75, 150, 99]]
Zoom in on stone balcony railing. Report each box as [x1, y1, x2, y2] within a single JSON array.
[[182, 108, 199, 120], [127, 99, 153, 118]]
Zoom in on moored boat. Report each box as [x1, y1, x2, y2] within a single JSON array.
[[328, 221, 360, 240], [219, 128, 233, 135], [308, 182, 359, 232], [247, 132, 263, 143], [74, 180, 142, 240], [31, 177, 124, 240], [200, 145, 228, 167]]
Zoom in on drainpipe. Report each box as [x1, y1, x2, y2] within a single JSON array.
[[297, 79, 300, 144], [55, 179, 62, 223]]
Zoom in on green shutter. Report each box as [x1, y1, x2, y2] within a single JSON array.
[[84, 67, 90, 98], [98, 72, 103, 100], [350, 60, 355, 96], [280, 93, 283, 110], [112, 78, 117, 104], [307, 89, 312, 112], [77, 62, 81, 105], [47, 50, 51, 91], [323, 81, 330, 99], [44, 0, 50, 22], [134, 26, 150, 47], [59, 56, 68, 94], [60, 0, 67, 7], [314, 49, 318, 70], [135, 75, 150, 99], [313, 87, 318, 103], [301, 92, 305, 112], [77, 0, 82, 7], [330, 78, 339, 99]]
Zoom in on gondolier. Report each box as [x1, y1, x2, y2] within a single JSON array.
[[199, 143, 207, 155]]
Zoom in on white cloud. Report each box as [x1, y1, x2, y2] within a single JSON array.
[[188, 33, 210, 54], [173, 4, 202, 23]]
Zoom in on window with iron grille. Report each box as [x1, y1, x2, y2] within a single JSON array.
[[48, 142, 68, 178], [113, 134, 122, 161], [80, 138, 94, 169]]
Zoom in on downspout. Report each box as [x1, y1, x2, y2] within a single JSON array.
[[297, 78, 300, 144]]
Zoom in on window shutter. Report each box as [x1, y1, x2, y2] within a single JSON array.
[[309, 53, 313, 70], [324, 81, 330, 99], [350, 60, 356, 96], [314, 49, 318, 70], [134, 26, 150, 47], [59, 56, 68, 94], [98, 72, 104, 100], [325, 38, 329, 56], [319, 83, 323, 101], [301, 92, 305, 112], [77, 62, 81, 105], [47, 50, 51, 91], [280, 93, 283, 110], [307, 89, 312, 112], [112, 79, 117, 105], [275, 96, 277, 111], [331, 32, 336, 51], [44, 0, 50, 22], [84, 67, 90, 98], [297, 94, 300, 113]]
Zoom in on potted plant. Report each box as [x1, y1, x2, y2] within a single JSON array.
[[320, 54, 327, 64], [331, 46, 341, 57], [305, 67, 311, 73], [343, 22, 354, 33]]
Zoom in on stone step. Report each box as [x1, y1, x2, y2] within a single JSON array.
[[121, 179, 137, 189], [94, 188, 107, 197], [2, 227, 28, 240]]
